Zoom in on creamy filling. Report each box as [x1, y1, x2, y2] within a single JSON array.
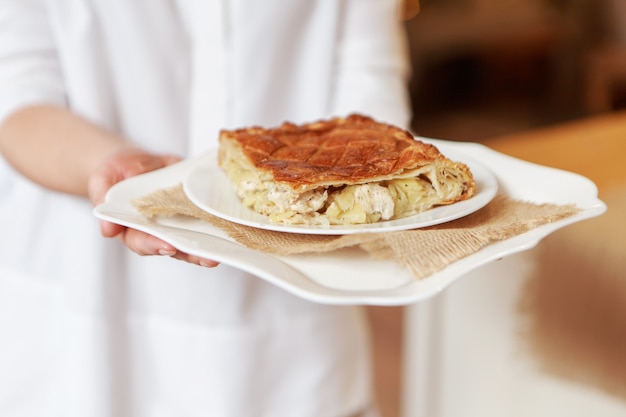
[[219, 152, 456, 225]]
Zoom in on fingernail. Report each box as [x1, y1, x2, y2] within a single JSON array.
[[199, 260, 217, 268], [158, 249, 176, 256]]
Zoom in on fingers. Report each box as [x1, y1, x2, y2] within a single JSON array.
[[89, 148, 217, 268], [89, 173, 121, 207], [100, 220, 125, 238], [118, 228, 220, 268], [124, 152, 173, 177], [172, 252, 220, 268], [160, 154, 183, 167], [88, 147, 182, 207]]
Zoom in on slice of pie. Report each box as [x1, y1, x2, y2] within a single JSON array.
[[217, 114, 476, 226]]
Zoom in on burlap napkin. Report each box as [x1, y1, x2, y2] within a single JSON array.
[[133, 184, 580, 280]]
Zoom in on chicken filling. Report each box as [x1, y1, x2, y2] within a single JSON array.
[[219, 151, 459, 225]]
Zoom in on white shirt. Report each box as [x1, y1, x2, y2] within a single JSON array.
[[0, 1, 411, 416]]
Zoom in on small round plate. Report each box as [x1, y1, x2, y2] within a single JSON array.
[[182, 146, 498, 235]]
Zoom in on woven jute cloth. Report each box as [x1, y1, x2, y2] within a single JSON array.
[[133, 184, 579, 280]]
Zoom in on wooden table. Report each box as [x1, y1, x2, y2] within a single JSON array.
[[481, 110, 626, 192]]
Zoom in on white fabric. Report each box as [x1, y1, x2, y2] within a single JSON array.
[[0, 1, 411, 416]]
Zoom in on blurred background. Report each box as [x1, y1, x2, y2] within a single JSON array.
[[405, 0, 626, 141], [371, 2, 626, 417]]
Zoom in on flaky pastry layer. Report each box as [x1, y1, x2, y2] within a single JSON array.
[[217, 114, 476, 226]]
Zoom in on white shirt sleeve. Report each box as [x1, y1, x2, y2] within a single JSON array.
[[0, 0, 66, 125], [331, 0, 412, 128]]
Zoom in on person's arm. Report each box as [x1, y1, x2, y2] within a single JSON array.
[[0, 104, 127, 196], [0, 105, 219, 267], [0, 2, 217, 267]]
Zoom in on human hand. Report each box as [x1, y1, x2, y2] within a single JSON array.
[[88, 146, 220, 268]]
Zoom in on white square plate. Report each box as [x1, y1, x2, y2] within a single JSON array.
[[94, 138, 606, 305]]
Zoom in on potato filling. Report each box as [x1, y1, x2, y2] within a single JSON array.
[[219, 147, 447, 225]]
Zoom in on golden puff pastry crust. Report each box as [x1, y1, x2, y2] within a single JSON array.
[[217, 114, 476, 225]]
